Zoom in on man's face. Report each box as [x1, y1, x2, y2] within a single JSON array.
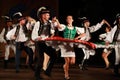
[[118, 18, 120, 23], [7, 21, 12, 27], [20, 19, 26, 25], [41, 13, 50, 21], [84, 21, 90, 27]]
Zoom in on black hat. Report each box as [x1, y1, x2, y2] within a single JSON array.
[[79, 17, 89, 23], [37, 7, 50, 18], [114, 13, 120, 25], [12, 12, 25, 21], [78, 17, 89, 26], [1, 16, 12, 22]]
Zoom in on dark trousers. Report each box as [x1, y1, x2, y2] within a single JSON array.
[[15, 42, 33, 71], [34, 41, 57, 77]]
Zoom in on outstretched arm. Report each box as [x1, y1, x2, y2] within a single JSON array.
[[104, 20, 111, 27], [52, 17, 62, 29], [75, 33, 86, 40]]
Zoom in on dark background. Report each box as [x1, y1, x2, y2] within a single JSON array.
[[59, 0, 120, 24], [0, 0, 119, 66], [59, 0, 120, 41]]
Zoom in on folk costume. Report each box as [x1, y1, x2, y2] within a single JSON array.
[[6, 12, 34, 73], [0, 16, 16, 68]]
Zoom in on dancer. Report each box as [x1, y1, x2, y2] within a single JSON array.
[[6, 12, 34, 73], [0, 15, 16, 68], [78, 17, 106, 70], [105, 13, 120, 77], [99, 25, 112, 69], [57, 15, 85, 80], [25, 16, 36, 67], [32, 7, 58, 80]]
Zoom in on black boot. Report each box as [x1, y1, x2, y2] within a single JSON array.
[[4, 60, 8, 69], [79, 59, 88, 70], [34, 70, 43, 80], [29, 64, 35, 71], [114, 65, 120, 77]]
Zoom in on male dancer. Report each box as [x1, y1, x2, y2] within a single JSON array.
[[0, 16, 16, 68], [106, 13, 120, 77], [6, 12, 34, 73], [32, 7, 58, 80]]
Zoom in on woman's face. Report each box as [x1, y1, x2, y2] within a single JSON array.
[[66, 16, 73, 24]]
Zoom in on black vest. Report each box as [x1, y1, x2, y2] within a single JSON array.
[[14, 24, 28, 38], [113, 24, 120, 41], [4, 26, 13, 41], [4, 26, 13, 44], [84, 27, 91, 41], [38, 21, 51, 37]]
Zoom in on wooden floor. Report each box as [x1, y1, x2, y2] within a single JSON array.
[[0, 60, 120, 80]]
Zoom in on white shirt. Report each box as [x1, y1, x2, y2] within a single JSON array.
[[88, 23, 103, 33], [99, 32, 110, 42], [0, 28, 6, 43], [26, 21, 36, 30], [106, 25, 120, 43], [6, 24, 28, 42]]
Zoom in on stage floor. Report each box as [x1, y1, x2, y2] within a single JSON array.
[[0, 61, 120, 80]]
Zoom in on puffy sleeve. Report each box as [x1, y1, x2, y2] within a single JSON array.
[[105, 26, 117, 43], [89, 23, 103, 33], [58, 24, 66, 31], [6, 27, 16, 40], [31, 21, 40, 41], [75, 27, 85, 34], [0, 28, 6, 43], [99, 33, 106, 41]]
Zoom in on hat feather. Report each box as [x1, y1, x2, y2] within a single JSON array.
[[37, 6, 46, 18]]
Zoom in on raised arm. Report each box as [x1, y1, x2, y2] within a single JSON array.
[[104, 19, 111, 27], [52, 17, 62, 29]]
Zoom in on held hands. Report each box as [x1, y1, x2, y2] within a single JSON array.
[[101, 19, 111, 27], [35, 36, 42, 41], [52, 16, 62, 29], [35, 36, 49, 41], [52, 17, 59, 23], [101, 19, 106, 24]]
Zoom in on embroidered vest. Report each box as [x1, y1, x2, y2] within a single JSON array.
[[38, 21, 51, 37], [63, 26, 76, 39]]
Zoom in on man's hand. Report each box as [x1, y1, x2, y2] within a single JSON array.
[[52, 17, 58, 23], [35, 36, 42, 41]]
